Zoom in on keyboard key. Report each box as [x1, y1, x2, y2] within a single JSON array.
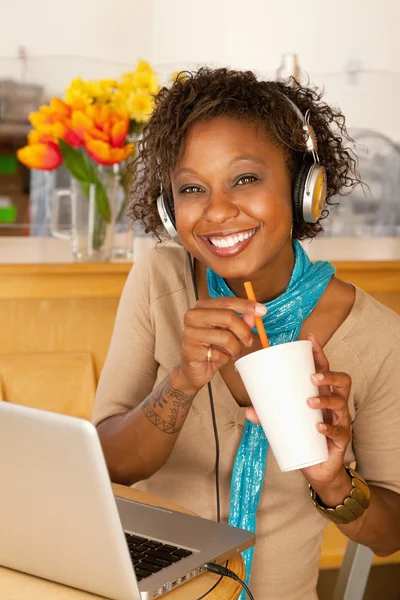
[[161, 545, 177, 553], [139, 561, 163, 573], [127, 535, 148, 545], [148, 549, 182, 563], [134, 567, 153, 580], [173, 549, 193, 558], [142, 555, 171, 569], [129, 544, 146, 554], [143, 540, 163, 550], [130, 550, 144, 560]]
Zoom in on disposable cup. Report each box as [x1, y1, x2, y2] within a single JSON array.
[[235, 340, 328, 472]]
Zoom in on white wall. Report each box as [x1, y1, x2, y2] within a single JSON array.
[[1, 0, 400, 135], [152, 0, 400, 137], [0, 0, 155, 94], [152, 0, 400, 73]]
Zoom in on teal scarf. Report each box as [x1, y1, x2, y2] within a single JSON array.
[[206, 240, 335, 596]]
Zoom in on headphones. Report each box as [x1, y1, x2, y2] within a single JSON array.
[[156, 95, 327, 244]]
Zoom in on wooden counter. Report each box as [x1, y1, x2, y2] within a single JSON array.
[[1, 238, 399, 379]]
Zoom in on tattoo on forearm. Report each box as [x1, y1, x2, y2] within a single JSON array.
[[142, 378, 194, 434]]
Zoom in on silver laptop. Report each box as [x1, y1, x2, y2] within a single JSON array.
[[0, 402, 255, 600]]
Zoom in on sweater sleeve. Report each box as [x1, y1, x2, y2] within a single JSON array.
[[92, 250, 158, 426]]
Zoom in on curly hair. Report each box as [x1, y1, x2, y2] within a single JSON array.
[[128, 67, 360, 241]]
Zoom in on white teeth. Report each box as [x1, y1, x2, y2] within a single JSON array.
[[209, 228, 256, 249]]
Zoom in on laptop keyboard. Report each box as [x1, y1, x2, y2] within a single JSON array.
[[124, 532, 193, 581]]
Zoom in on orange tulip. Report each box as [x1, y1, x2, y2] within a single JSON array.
[[84, 137, 134, 166], [110, 119, 128, 147], [82, 103, 131, 163], [41, 97, 71, 118], [66, 110, 94, 145], [30, 97, 71, 127], [21, 94, 132, 171], [84, 127, 109, 143], [86, 104, 129, 142], [29, 98, 86, 148], [28, 129, 57, 145], [17, 142, 63, 170]]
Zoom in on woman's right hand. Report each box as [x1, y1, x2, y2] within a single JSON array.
[[175, 297, 267, 393]]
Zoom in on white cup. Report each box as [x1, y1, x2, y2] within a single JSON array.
[[235, 340, 329, 472]]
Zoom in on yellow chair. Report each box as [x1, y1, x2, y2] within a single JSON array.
[[0, 351, 96, 420]]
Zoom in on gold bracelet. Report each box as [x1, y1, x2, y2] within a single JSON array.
[[309, 466, 371, 525]]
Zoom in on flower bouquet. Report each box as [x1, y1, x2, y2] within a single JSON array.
[[18, 61, 159, 260]]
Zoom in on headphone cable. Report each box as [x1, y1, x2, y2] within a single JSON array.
[[195, 560, 228, 600], [187, 252, 221, 524], [205, 563, 254, 600]]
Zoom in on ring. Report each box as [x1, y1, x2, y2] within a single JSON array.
[[206, 346, 212, 362]]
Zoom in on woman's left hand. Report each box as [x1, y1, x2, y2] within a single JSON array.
[[246, 333, 353, 497]]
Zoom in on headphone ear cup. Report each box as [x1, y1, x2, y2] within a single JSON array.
[[156, 193, 180, 244], [292, 162, 311, 225], [165, 195, 176, 228]]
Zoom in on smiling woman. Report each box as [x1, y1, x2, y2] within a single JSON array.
[[171, 116, 294, 283], [93, 68, 400, 600]]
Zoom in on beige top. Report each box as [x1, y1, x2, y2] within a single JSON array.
[[93, 244, 400, 600]]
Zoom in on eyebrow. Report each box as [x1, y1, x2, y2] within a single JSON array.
[[228, 155, 266, 167], [174, 155, 266, 178]]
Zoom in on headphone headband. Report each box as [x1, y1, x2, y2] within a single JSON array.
[[283, 96, 319, 161]]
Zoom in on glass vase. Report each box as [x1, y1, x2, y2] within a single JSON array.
[[51, 175, 118, 262], [102, 165, 133, 261]]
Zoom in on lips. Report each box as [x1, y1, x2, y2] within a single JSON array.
[[199, 227, 259, 258]]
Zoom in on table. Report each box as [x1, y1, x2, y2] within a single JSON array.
[[0, 484, 245, 600]]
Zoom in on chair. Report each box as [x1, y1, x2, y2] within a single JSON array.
[[333, 540, 373, 600], [0, 351, 96, 420], [323, 518, 400, 599]]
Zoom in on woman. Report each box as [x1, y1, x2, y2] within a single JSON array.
[[93, 68, 400, 599]]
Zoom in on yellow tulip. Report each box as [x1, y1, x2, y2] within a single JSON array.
[[127, 91, 155, 123], [131, 70, 159, 94], [135, 60, 154, 73], [65, 78, 92, 109], [109, 89, 128, 114], [171, 71, 190, 83]]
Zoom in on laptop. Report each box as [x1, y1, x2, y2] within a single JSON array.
[[0, 402, 255, 600]]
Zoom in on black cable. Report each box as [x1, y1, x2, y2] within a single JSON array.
[[187, 253, 252, 599], [195, 560, 228, 600], [206, 563, 255, 600], [186, 251, 221, 524], [186, 250, 223, 598]]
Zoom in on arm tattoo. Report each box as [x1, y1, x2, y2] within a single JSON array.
[[142, 377, 195, 434]]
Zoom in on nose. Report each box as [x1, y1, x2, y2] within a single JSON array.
[[202, 188, 239, 224]]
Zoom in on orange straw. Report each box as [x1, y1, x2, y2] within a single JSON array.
[[244, 281, 270, 348]]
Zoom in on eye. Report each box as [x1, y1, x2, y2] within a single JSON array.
[[179, 185, 203, 194], [236, 174, 259, 186]]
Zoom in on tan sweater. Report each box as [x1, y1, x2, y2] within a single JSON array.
[[93, 244, 400, 600]]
